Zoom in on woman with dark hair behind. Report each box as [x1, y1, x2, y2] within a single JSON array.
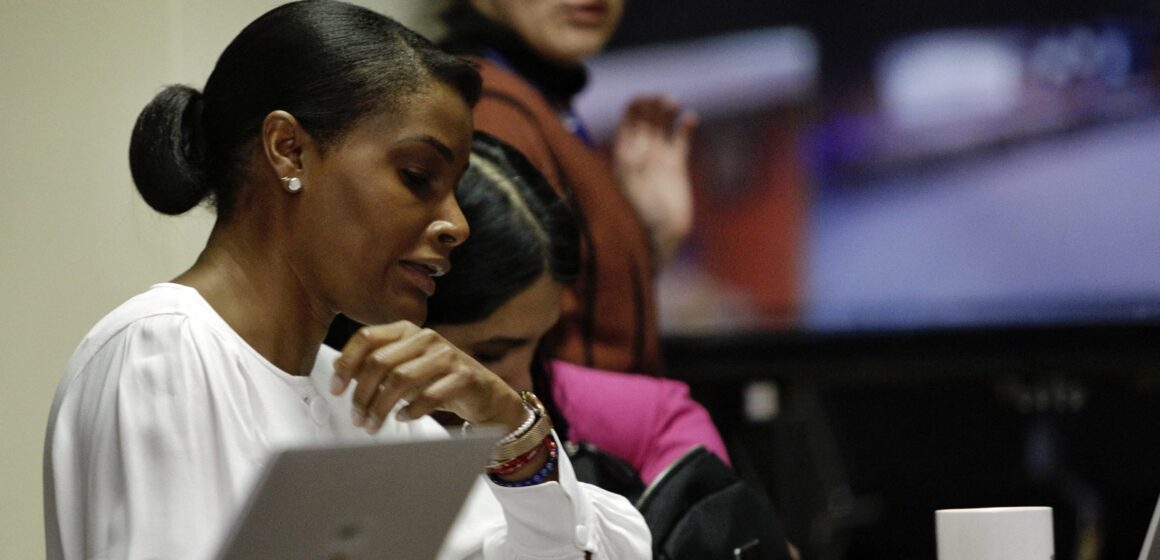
[[43, 2, 649, 558], [410, 132, 796, 559], [425, 131, 728, 480]]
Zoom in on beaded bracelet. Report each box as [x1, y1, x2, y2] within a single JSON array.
[[497, 403, 537, 445], [490, 392, 552, 463], [488, 438, 558, 488], [487, 436, 552, 475]]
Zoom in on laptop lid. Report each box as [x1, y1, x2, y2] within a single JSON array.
[[215, 430, 501, 560], [1139, 492, 1160, 560]]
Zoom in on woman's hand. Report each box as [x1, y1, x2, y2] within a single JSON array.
[[612, 95, 698, 268], [330, 321, 525, 435]]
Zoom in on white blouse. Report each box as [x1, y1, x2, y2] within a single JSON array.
[[44, 283, 650, 559]]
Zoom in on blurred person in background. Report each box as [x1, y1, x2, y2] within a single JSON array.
[[424, 132, 731, 486], [439, 0, 698, 377]]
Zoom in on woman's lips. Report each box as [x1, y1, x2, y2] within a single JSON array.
[[400, 262, 436, 297], [566, 2, 609, 26]]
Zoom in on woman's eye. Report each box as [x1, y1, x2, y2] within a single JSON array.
[[401, 168, 432, 191], [473, 352, 504, 365]]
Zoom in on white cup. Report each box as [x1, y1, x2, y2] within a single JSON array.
[[936, 506, 1054, 560]]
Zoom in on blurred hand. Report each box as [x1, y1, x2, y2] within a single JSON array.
[[612, 95, 698, 268], [330, 321, 524, 435]]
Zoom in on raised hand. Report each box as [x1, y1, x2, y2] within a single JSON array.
[[612, 95, 699, 268]]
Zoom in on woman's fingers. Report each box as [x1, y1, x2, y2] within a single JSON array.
[[400, 367, 523, 432], [362, 340, 456, 432], [394, 368, 470, 423], [645, 96, 673, 130], [334, 323, 525, 435], [331, 321, 419, 395], [377, 348, 523, 433], [672, 110, 699, 153], [615, 95, 695, 161], [621, 95, 680, 132], [348, 333, 434, 427]]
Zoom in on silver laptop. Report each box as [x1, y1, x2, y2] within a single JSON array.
[[215, 431, 501, 560], [1140, 493, 1160, 560]]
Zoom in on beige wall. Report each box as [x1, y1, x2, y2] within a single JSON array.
[[0, 1, 441, 556]]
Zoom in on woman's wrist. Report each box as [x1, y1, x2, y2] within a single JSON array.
[[486, 388, 530, 433], [496, 400, 537, 445], [489, 391, 553, 464], [489, 436, 558, 486], [483, 391, 557, 486]]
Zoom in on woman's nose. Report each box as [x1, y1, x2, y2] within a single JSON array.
[[432, 197, 469, 248]]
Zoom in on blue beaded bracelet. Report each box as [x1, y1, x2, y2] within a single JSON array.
[[488, 440, 559, 488]]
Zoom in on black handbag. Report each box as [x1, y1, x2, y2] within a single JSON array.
[[569, 443, 793, 560]]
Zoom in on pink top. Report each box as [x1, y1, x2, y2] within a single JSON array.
[[550, 360, 731, 485]]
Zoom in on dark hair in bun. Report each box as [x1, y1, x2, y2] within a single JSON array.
[[128, 0, 481, 219]]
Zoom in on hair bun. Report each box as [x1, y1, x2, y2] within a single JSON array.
[[128, 85, 210, 215]]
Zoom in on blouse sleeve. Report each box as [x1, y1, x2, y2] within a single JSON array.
[[47, 315, 256, 559], [479, 431, 652, 559]]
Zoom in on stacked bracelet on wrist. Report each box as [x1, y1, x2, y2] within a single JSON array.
[[481, 391, 556, 486], [487, 435, 552, 475], [488, 437, 559, 488], [488, 391, 553, 465]]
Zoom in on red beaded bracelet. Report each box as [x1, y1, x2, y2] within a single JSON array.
[[486, 436, 554, 475], [489, 444, 545, 476], [488, 438, 560, 488]]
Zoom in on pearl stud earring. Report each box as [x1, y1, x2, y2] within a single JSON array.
[[281, 176, 302, 193]]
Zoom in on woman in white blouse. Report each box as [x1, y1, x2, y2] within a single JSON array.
[[42, 2, 649, 559]]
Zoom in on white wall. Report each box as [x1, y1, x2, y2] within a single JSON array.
[[0, 1, 439, 556]]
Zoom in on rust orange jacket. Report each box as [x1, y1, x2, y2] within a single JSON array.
[[469, 56, 665, 376]]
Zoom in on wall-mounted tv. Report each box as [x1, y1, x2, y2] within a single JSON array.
[[580, 1, 1160, 335]]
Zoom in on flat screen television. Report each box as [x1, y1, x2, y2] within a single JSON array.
[[581, 1, 1160, 338]]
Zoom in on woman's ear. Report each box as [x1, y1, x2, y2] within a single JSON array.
[[261, 110, 307, 178]]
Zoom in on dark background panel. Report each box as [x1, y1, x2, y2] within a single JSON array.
[[666, 326, 1160, 559]]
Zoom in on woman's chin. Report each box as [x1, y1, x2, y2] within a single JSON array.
[[389, 301, 428, 327], [347, 300, 426, 328]]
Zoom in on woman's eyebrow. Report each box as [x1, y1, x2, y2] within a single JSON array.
[[477, 337, 528, 350], [401, 134, 454, 162]]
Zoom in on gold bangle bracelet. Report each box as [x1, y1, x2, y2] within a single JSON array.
[[489, 391, 554, 463]]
